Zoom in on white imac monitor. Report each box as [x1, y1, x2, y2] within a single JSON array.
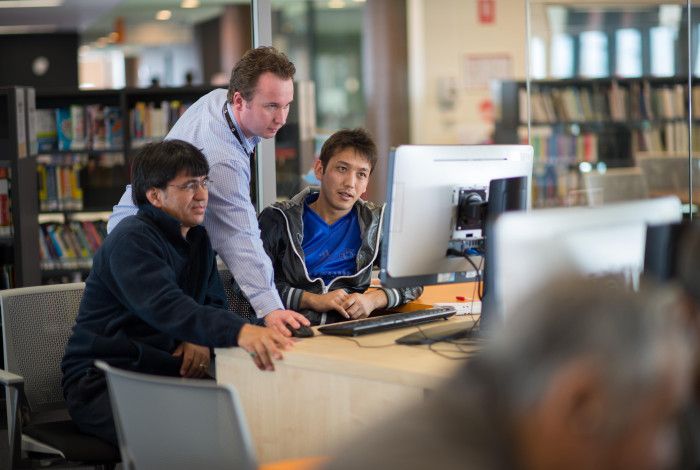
[[380, 145, 534, 287], [490, 196, 683, 320]]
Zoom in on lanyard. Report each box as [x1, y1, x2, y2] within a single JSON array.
[[222, 101, 252, 156], [222, 101, 257, 202]]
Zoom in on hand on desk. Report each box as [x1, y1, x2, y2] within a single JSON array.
[[238, 323, 294, 371], [173, 342, 211, 378]]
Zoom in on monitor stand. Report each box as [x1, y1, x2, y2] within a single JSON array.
[[395, 318, 481, 345]]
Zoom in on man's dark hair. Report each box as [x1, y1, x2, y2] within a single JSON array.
[[227, 46, 296, 102], [318, 128, 378, 173], [131, 139, 209, 206]]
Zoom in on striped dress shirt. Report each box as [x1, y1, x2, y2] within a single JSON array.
[[107, 88, 284, 318]]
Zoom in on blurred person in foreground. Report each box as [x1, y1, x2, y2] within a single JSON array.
[[325, 276, 694, 470], [676, 223, 700, 469]]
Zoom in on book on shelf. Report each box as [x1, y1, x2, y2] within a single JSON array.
[[39, 219, 107, 271], [130, 99, 193, 148], [37, 154, 85, 211], [46, 105, 123, 152]]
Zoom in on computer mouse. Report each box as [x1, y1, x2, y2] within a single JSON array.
[[287, 324, 314, 338]]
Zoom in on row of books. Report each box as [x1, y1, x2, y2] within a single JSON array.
[[520, 126, 599, 164], [631, 121, 700, 155], [130, 100, 192, 147], [531, 161, 581, 208], [37, 105, 124, 152], [523, 81, 700, 124], [0, 167, 12, 238], [39, 220, 107, 270], [37, 154, 85, 211]]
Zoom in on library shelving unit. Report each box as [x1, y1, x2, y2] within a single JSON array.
[[0, 86, 41, 288], [494, 77, 698, 207], [34, 85, 216, 283]]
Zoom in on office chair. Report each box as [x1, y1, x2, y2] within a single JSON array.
[[0, 283, 120, 468], [582, 167, 649, 205], [95, 361, 258, 470], [218, 268, 258, 322]]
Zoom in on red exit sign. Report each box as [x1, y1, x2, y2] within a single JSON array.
[[478, 0, 495, 24]]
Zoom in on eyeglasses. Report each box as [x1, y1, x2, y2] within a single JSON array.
[[168, 177, 211, 193]]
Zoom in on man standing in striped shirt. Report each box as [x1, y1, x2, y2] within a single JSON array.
[[108, 47, 310, 336]]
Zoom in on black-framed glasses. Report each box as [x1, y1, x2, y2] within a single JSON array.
[[168, 177, 211, 193]]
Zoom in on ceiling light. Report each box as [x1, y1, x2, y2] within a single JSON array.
[[181, 0, 200, 8], [328, 0, 345, 8], [155, 9, 172, 21], [0, 0, 63, 8]]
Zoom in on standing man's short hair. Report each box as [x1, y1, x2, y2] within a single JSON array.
[[131, 139, 209, 206], [318, 128, 378, 173], [227, 46, 296, 102]]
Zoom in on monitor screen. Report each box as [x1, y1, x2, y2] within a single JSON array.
[[490, 196, 683, 321], [380, 145, 534, 288]]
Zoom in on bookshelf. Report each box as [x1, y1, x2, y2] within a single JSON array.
[[34, 86, 216, 282], [495, 77, 697, 207], [0, 86, 41, 288]]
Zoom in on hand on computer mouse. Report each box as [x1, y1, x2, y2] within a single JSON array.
[[287, 324, 314, 338]]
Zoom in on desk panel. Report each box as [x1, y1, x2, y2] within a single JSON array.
[[216, 315, 478, 463]]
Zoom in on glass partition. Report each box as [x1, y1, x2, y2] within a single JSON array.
[[501, 0, 695, 217]]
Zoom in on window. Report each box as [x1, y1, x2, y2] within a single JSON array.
[[550, 33, 574, 78], [650, 26, 676, 77], [579, 30, 608, 78], [616, 28, 642, 77]]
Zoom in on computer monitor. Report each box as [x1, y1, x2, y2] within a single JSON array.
[[489, 196, 683, 322], [379, 145, 534, 288]]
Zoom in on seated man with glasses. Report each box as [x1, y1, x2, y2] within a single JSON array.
[[250, 128, 422, 325], [61, 139, 293, 446]]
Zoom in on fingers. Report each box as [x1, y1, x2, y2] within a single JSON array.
[[176, 344, 210, 378], [242, 328, 293, 372], [180, 345, 195, 377], [290, 311, 311, 326], [272, 320, 293, 337], [283, 315, 301, 330], [172, 343, 184, 357]]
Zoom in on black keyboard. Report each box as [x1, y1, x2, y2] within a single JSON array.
[[317, 307, 457, 337]]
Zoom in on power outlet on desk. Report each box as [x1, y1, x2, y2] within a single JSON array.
[[434, 301, 481, 316]]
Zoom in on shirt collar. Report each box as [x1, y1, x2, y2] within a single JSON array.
[[225, 101, 261, 154]]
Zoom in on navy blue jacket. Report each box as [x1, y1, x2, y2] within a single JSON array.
[[61, 205, 245, 390]]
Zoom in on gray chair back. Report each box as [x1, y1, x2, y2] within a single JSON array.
[[218, 268, 257, 322], [1, 282, 85, 413], [96, 361, 257, 470]]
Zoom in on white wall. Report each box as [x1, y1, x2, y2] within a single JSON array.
[[408, 0, 527, 144]]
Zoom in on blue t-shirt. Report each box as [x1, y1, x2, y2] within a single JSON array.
[[302, 195, 362, 285]]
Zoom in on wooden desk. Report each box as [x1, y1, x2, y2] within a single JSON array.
[[216, 304, 479, 463]]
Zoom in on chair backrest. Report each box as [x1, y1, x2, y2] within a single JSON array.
[[96, 361, 257, 470], [582, 167, 649, 204], [0, 282, 85, 413], [218, 268, 257, 322]]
